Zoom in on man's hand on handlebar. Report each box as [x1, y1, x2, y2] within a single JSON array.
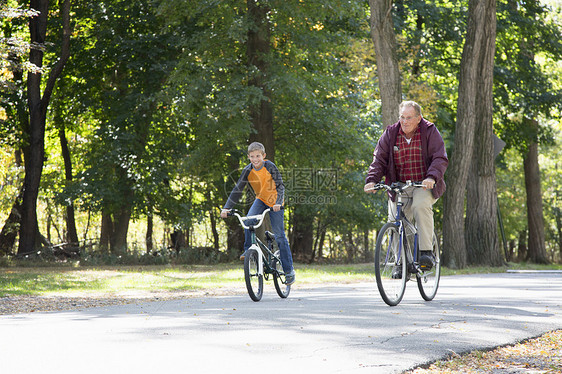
[[421, 178, 435, 190], [272, 204, 282, 212], [364, 182, 376, 193]]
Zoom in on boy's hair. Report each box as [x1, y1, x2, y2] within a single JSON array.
[[248, 142, 266, 154], [399, 101, 422, 116]]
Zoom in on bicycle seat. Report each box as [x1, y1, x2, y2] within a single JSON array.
[[265, 231, 276, 241]]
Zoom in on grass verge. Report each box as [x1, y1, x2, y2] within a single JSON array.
[[0, 262, 560, 297]]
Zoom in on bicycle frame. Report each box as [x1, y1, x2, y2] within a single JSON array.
[[370, 181, 441, 305], [230, 209, 284, 279], [392, 193, 418, 265], [373, 181, 425, 275]]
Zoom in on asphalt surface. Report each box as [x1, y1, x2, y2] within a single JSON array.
[[1, 272, 561, 374]]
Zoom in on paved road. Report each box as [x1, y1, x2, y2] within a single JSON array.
[[1, 272, 561, 374]]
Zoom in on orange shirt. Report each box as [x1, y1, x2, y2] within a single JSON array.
[[224, 160, 285, 209]]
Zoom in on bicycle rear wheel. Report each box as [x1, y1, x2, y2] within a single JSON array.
[[416, 232, 441, 301], [244, 249, 263, 301], [375, 222, 407, 306], [272, 250, 290, 298]]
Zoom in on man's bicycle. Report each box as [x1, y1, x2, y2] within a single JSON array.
[[368, 181, 441, 306], [227, 208, 291, 302]]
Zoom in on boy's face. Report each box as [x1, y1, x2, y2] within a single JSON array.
[[248, 150, 265, 169]]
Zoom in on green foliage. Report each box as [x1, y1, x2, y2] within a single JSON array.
[[494, 0, 562, 153], [159, 0, 381, 234], [0, 3, 40, 148], [1, 0, 561, 262], [54, 0, 192, 224]]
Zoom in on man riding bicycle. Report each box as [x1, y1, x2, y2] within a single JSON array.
[[364, 101, 448, 273]]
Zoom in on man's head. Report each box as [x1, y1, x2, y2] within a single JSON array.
[[399, 101, 422, 138]]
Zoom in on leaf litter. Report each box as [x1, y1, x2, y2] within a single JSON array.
[[407, 329, 562, 373]]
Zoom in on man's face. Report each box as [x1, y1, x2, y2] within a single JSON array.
[[399, 106, 421, 137]]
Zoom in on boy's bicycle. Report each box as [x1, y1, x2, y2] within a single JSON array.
[[227, 208, 291, 302], [368, 181, 441, 306]]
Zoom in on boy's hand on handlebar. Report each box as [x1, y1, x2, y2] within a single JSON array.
[[220, 209, 230, 219], [272, 204, 282, 212]]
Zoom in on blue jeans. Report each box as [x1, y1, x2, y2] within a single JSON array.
[[244, 199, 294, 274]]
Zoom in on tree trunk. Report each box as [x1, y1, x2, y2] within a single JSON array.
[[291, 208, 314, 262], [346, 231, 356, 262], [517, 228, 528, 262], [318, 228, 326, 260], [442, 0, 496, 269], [0, 187, 24, 256], [209, 207, 220, 250], [523, 134, 549, 264], [224, 155, 245, 257], [146, 210, 153, 254], [466, 161, 504, 266], [368, 0, 402, 128], [19, 0, 71, 255], [170, 230, 186, 252], [312, 220, 326, 262], [465, 11, 502, 266], [226, 219, 245, 257], [246, 0, 274, 160], [508, 239, 515, 262], [111, 201, 132, 255], [364, 230, 372, 262], [100, 211, 113, 253], [58, 127, 79, 246], [554, 208, 562, 263]]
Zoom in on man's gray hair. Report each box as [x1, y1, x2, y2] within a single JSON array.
[[248, 141, 266, 154], [399, 101, 422, 116]]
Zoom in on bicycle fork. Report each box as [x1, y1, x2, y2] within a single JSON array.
[[249, 243, 264, 276]]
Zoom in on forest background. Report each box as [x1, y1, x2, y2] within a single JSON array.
[[1, 0, 561, 269]]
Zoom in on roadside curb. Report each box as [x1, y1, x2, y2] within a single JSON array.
[[507, 269, 562, 273]]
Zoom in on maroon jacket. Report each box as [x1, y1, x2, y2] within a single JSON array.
[[365, 118, 449, 200]]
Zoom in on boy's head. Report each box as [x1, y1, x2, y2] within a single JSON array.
[[247, 142, 266, 169], [247, 142, 266, 155]]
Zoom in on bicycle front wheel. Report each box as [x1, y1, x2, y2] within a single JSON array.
[[375, 222, 407, 306], [244, 249, 263, 301], [272, 250, 290, 298], [417, 232, 441, 301]]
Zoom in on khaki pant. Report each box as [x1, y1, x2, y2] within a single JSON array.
[[387, 187, 437, 252]]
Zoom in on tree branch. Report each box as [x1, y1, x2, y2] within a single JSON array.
[[41, 0, 71, 115]]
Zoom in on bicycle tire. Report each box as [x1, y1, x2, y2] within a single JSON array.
[[416, 232, 441, 301], [375, 222, 407, 306], [244, 248, 263, 301], [272, 250, 290, 298]]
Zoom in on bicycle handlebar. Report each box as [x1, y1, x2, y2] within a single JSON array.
[[365, 180, 426, 193], [227, 208, 276, 230]]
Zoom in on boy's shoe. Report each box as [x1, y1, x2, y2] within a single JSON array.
[[391, 265, 402, 279], [239, 250, 248, 260], [285, 270, 296, 285], [419, 251, 435, 271]]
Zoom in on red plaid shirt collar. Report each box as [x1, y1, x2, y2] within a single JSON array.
[[394, 127, 426, 182]]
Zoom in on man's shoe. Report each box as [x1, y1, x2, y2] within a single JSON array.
[[391, 265, 402, 279], [285, 270, 296, 285], [239, 250, 248, 260], [419, 251, 435, 271]]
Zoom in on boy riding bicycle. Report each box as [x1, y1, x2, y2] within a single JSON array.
[[221, 142, 296, 285]]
